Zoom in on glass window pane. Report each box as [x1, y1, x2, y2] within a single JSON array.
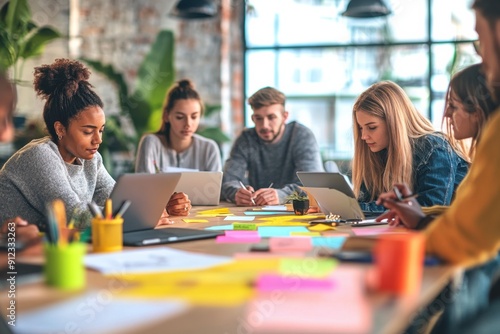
[[430, 43, 482, 127], [246, 0, 430, 47], [245, 50, 277, 96], [431, 0, 477, 41]]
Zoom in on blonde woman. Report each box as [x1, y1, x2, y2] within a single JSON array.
[[352, 80, 469, 213]]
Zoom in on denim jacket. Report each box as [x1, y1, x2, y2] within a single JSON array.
[[359, 133, 469, 212]]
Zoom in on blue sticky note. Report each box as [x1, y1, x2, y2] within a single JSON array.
[[205, 224, 234, 231], [258, 226, 309, 238], [311, 237, 346, 250]]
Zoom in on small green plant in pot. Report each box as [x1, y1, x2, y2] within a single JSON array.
[[286, 191, 309, 215]]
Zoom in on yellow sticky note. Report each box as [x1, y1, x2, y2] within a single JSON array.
[[290, 232, 321, 237], [308, 224, 336, 231], [197, 207, 232, 215], [183, 219, 210, 223]]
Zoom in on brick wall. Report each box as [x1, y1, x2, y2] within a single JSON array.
[[3, 0, 244, 160]]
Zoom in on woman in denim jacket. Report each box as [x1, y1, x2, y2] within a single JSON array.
[[352, 81, 469, 213]]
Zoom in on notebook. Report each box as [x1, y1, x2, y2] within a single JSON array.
[[297, 172, 386, 222], [110, 173, 222, 246], [173, 171, 223, 206]]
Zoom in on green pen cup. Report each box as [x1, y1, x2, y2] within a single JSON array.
[[44, 242, 86, 290]]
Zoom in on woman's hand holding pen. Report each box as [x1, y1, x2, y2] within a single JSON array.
[[375, 183, 425, 229]]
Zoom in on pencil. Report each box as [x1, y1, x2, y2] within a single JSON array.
[[105, 198, 112, 219], [239, 181, 256, 205]]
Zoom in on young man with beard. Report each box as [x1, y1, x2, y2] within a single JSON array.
[[221, 87, 324, 206]]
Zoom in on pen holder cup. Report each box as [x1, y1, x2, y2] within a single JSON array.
[[91, 217, 123, 253], [44, 242, 86, 290], [374, 233, 425, 295]]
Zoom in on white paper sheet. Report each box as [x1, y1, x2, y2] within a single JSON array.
[[223, 215, 255, 221], [15, 293, 188, 334], [84, 247, 232, 274]]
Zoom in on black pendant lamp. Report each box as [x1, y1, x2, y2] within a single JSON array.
[[170, 0, 217, 19], [342, 0, 391, 18]]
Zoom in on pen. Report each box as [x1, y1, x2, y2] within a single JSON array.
[[114, 200, 132, 218], [268, 182, 274, 188], [88, 201, 103, 218], [393, 186, 419, 202], [239, 181, 256, 205]]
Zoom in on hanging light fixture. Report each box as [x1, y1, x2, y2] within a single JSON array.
[[342, 0, 391, 18], [170, 0, 217, 19]]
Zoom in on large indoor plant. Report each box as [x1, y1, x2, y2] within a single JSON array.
[[81, 30, 175, 175], [0, 0, 61, 79]]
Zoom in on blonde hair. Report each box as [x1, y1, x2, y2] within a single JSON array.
[[352, 81, 437, 201]]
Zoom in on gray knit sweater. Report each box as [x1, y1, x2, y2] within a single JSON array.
[[0, 137, 115, 230], [135, 133, 222, 172], [221, 121, 324, 203]]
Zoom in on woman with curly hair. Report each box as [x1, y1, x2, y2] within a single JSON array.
[[0, 59, 189, 230]]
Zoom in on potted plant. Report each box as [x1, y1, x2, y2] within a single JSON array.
[[286, 191, 309, 215], [0, 0, 61, 80]]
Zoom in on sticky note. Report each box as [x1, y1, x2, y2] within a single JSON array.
[[308, 224, 336, 231], [255, 274, 335, 291], [258, 226, 309, 238], [279, 258, 337, 278], [225, 231, 260, 238], [216, 235, 261, 243], [197, 208, 232, 215], [233, 223, 257, 231], [269, 237, 312, 252], [290, 232, 321, 237], [183, 219, 209, 223], [311, 237, 346, 250]]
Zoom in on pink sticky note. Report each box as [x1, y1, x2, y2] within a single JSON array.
[[256, 274, 335, 291], [216, 235, 261, 243], [243, 267, 371, 334], [352, 227, 409, 236], [225, 230, 260, 238], [269, 237, 312, 252]]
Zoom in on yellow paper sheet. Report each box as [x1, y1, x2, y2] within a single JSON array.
[[183, 219, 210, 223]]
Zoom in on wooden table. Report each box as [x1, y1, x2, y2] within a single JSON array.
[[1, 204, 459, 334]]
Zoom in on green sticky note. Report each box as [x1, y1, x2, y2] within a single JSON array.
[[233, 223, 257, 231], [279, 258, 337, 278]]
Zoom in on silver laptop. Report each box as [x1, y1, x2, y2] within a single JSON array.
[[173, 171, 223, 206], [297, 172, 386, 222], [110, 173, 221, 246]]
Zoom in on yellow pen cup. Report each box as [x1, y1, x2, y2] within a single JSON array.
[[91, 217, 124, 253], [44, 242, 86, 290]]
